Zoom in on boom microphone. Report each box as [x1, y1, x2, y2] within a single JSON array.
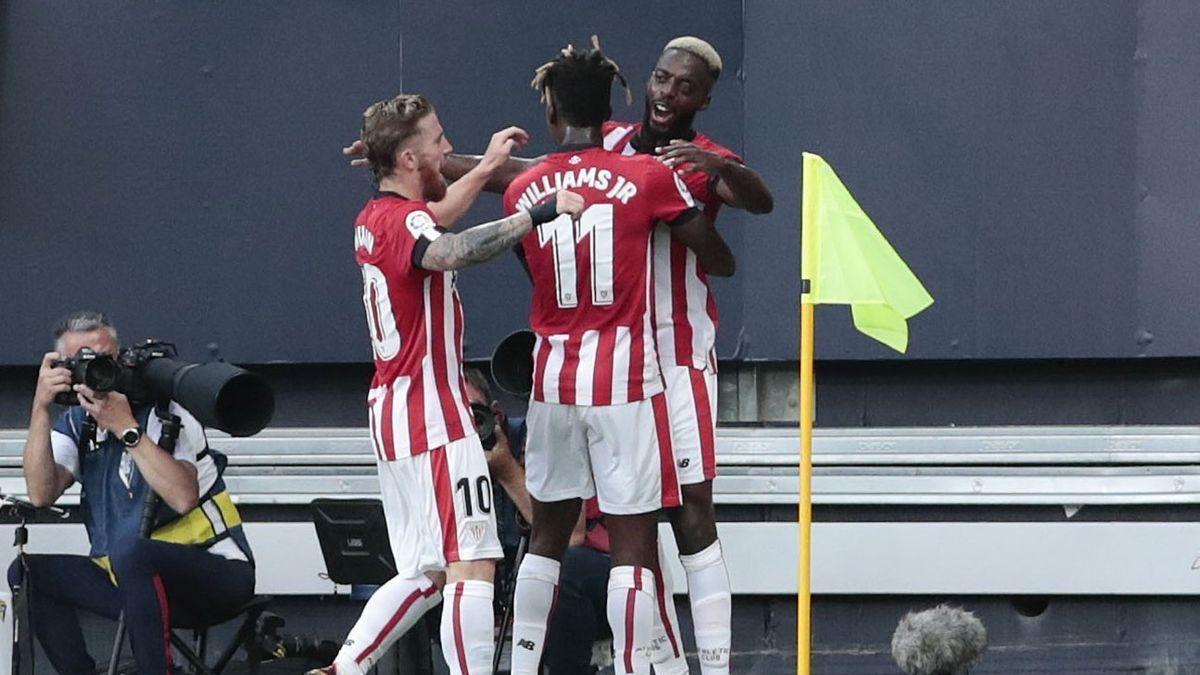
[[891, 604, 987, 675]]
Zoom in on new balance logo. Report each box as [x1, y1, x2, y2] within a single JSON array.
[[517, 639, 537, 651], [678, 458, 691, 468]]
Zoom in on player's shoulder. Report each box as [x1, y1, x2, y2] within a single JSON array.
[[503, 160, 551, 206], [607, 147, 674, 181], [692, 131, 741, 161], [601, 119, 639, 135], [363, 193, 437, 231], [376, 192, 432, 218], [601, 119, 640, 149]]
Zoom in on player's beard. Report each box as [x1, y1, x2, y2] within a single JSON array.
[[641, 98, 698, 147], [419, 160, 447, 202]]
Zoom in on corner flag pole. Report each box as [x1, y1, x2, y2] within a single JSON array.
[[797, 295, 815, 675], [797, 153, 819, 675]]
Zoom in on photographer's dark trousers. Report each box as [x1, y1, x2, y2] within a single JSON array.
[[543, 545, 612, 674], [7, 538, 254, 675]]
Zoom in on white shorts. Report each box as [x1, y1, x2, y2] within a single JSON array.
[[376, 434, 502, 578], [525, 394, 681, 515], [660, 364, 718, 486]]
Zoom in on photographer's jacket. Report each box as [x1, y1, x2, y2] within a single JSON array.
[[50, 402, 254, 576]]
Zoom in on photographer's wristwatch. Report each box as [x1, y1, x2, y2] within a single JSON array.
[[119, 427, 142, 448]]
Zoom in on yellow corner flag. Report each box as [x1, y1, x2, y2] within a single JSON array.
[[800, 152, 933, 352], [795, 153, 934, 675]]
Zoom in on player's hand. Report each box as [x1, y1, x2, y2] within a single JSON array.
[[74, 385, 137, 436], [479, 126, 529, 172], [33, 352, 71, 410], [553, 190, 585, 220], [342, 139, 369, 168], [483, 424, 519, 481], [656, 139, 728, 176]]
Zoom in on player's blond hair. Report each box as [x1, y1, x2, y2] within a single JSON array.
[[664, 36, 723, 80], [360, 93, 434, 182]]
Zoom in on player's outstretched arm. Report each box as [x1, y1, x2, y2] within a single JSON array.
[[712, 160, 774, 214], [667, 210, 736, 277], [442, 153, 544, 194], [426, 127, 528, 229], [657, 140, 774, 214], [420, 190, 584, 271], [342, 137, 544, 206]]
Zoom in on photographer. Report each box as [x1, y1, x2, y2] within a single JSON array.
[[463, 369, 531, 555], [8, 311, 255, 675]]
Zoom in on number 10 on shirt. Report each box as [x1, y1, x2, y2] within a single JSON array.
[[536, 203, 614, 309]]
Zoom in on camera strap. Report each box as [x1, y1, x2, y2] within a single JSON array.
[[76, 415, 98, 453]]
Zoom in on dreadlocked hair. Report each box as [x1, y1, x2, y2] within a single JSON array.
[[530, 35, 632, 128]]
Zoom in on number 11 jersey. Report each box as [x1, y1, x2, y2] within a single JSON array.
[[503, 145, 698, 406]]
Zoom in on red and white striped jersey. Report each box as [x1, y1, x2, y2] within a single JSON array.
[[601, 121, 742, 371], [354, 191, 474, 459], [503, 146, 698, 405]]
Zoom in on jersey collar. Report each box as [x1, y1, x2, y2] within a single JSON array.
[[373, 189, 415, 201]]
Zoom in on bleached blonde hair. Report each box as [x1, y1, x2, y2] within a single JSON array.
[[664, 36, 723, 79]]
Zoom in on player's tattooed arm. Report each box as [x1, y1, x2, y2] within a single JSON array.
[[666, 209, 736, 277], [419, 213, 533, 271], [420, 190, 585, 271], [442, 153, 545, 194]]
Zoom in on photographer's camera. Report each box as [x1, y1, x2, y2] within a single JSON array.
[[51, 348, 122, 405]]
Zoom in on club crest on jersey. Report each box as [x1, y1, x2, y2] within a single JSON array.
[[405, 210, 440, 241]]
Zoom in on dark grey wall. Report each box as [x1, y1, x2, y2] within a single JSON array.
[[2, 1, 1197, 366], [744, 0, 1141, 360], [0, 1, 400, 365]]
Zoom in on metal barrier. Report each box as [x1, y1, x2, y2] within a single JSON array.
[[4, 426, 1198, 506]]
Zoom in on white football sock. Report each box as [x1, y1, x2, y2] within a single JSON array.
[[650, 558, 690, 674], [510, 554, 560, 675], [607, 565, 656, 675], [440, 580, 494, 674], [680, 542, 732, 674], [333, 574, 441, 675]]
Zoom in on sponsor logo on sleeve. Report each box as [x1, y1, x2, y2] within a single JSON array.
[[405, 210, 441, 241]]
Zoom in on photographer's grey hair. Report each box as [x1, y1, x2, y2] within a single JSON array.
[[53, 311, 118, 350]]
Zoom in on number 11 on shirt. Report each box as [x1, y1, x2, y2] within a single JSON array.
[[536, 203, 614, 309]]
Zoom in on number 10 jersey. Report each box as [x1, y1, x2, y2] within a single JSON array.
[[354, 191, 475, 459], [503, 146, 698, 406]]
